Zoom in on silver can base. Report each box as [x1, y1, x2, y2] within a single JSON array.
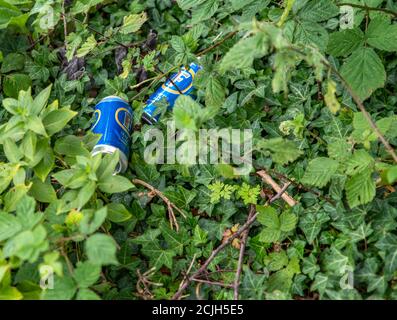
[[92, 144, 129, 174]]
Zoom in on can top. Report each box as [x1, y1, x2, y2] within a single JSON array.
[[100, 95, 130, 106]]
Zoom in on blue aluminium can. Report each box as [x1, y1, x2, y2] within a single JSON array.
[[142, 62, 203, 124], [91, 96, 133, 173]]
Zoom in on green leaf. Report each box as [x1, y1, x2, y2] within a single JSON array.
[[79, 207, 107, 235], [205, 75, 225, 108], [76, 35, 97, 58], [3, 73, 31, 98], [34, 147, 54, 182], [73, 261, 101, 288], [299, 210, 330, 244], [191, 0, 219, 24], [219, 33, 268, 74], [3, 138, 23, 163], [106, 203, 132, 223], [31, 84, 52, 116], [279, 211, 297, 232], [340, 47, 386, 101], [29, 177, 57, 203], [76, 288, 101, 300], [301, 157, 339, 187], [259, 138, 302, 165], [345, 149, 374, 175], [98, 175, 134, 194], [41, 275, 76, 300], [160, 221, 188, 255], [327, 28, 364, 57], [257, 206, 279, 229], [367, 17, 397, 52], [54, 135, 90, 157], [120, 12, 147, 34], [173, 95, 201, 131], [1, 52, 24, 73], [176, 0, 205, 10], [141, 241, 176, 269], [0, 211, 22, 242], [86, 233, 119, 266], [0, 286, 23, 300], [0, 0, 28, 30], [297, 0, 339, 22], [293, 21, 329, 51], [42, 108, 77, 136], [345, 168, 376, 208]]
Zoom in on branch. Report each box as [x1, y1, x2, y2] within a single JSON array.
[[132, 178, 186, 231], [336, 2, 397, 18], [197, 31, 237, 57], [172, 183, 291, 300], [257, 170, 297, 207], [233, 204, 256, 300], [191, 278, 234, 288], [327, 64, 397, 163]]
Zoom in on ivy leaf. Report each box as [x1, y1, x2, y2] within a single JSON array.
[[367, 17, 397, 52], [160, 222, 188, 255], [3, 73, 32, 98], [345, 168, 376, 208], [299, 210, 330, 244], [85, 234, 119, 266], [141, 241, 176, 269], [340, 47, 386, 101], [301, 157, 339, 188]]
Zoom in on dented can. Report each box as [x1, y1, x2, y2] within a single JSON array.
[[91, 96, 133, 173], [142, 62, 203, 124]]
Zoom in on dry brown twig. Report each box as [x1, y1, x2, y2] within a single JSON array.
[[132, 178, 186, 231], [257, 170, 297, 206], [136, 268, 163, 300], [172, 180, 295, 300]]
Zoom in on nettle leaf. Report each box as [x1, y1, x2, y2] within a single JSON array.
[[85, 233, 119, 266], [296, 0, 339, 22], [219, 33, 269, 74], [73, 261, 101, 288], [191, 0, 219, 24], [367, 16, 397, 52], [340, 47, 386, 101], [327, 28, 365, 57], [41, 275, 76, 300], [0, 211, 22, 242], [345, 168, 376, 208], [176, 0, 206, 10], [345, 149, 374, 176], [301, 157, 339, 187], [293, 21, 329, 52], [120, 12, 147, 34]]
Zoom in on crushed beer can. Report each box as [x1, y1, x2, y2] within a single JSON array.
[[142, 62, 202, 124]]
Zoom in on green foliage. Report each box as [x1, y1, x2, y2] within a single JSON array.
[[0, 0, 397, 301]]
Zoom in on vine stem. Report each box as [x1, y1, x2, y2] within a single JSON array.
[[172, 182, 292, 300], [336, 2, 397, 18], [327, 63, 397, 163], [132, 178, 186, 231]]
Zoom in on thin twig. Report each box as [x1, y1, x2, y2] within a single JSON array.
[[132, 178, 186, 231], [62, 1, 68, 49], [196, 31, 237, 57], [336, 2, 397, 18], [192, 278, 234, 288], [233, 204, 256, 300], [172, 183, 291, 300], [257, 170, 297, 207]]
